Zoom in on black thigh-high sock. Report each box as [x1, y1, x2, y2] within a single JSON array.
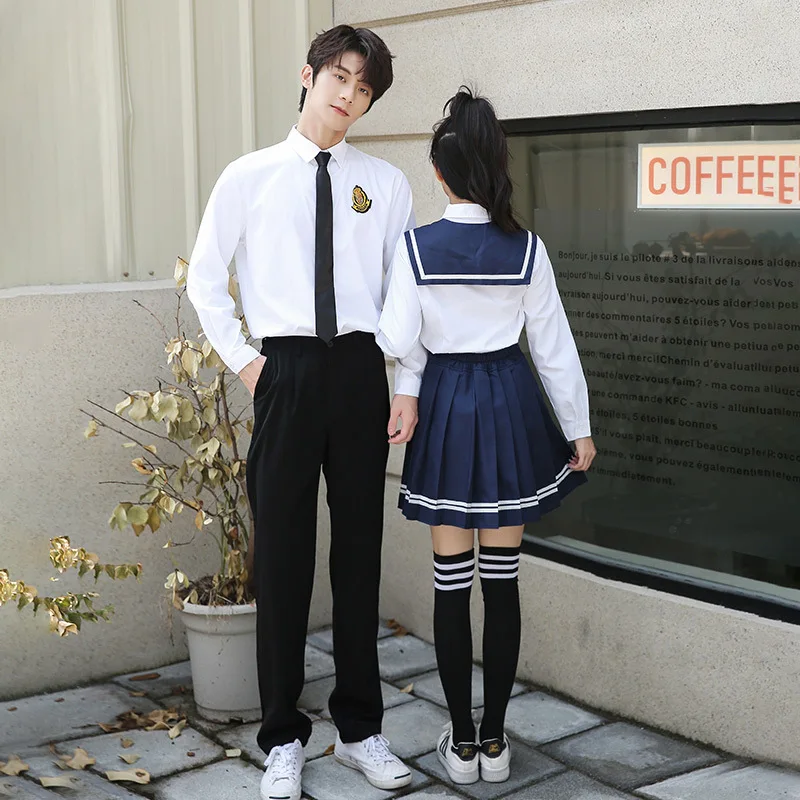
[[433, 549, 476, 744], [478, 545, 521, 743]]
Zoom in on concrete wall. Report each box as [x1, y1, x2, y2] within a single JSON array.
[[334, 0, 800, 769]]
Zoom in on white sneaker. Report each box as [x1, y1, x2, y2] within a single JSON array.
[[479, 734, 511, 782], [334, 733, 412, 790], [436, 723, 479, 785], [260, 740, 304, 800]]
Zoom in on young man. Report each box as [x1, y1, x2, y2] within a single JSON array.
[[187, 25, 418, 800]]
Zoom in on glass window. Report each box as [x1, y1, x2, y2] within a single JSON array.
[[509, 119, 800, 608]]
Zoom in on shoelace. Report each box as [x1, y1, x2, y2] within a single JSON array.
[[364, 734, 398, 765], [265, 744, 300, 782]]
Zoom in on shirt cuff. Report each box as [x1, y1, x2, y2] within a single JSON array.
[[224, 343, 262, 375], [393, 364, 422, 398], [562, 420, 592, 442]]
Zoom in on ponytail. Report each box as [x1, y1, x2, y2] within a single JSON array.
[[429, 86, 521, 234]]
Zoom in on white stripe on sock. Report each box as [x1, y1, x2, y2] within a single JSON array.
[[435, 579, 474, 591], [479, 570, 519, 580], [434, 559, 476, 571]]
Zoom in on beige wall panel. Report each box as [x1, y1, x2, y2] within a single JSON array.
[[0, 1, 108, 288], [380, 467, 800, 767], [0, 287, 218, 696], [347, 0, 800, 138], [335, 0, 503, 25], [355, 137, 446, 228], [0, 282, 333, 697], [253, 1, 305, 149], [195, 0, 248, 202], [123, 0, 189, 278], [253, 0, 335, 151]]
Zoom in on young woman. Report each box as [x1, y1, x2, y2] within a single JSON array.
[[377, 87, 596, 785]]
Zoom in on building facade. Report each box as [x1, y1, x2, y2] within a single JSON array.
[[2, 0, 798, 769]]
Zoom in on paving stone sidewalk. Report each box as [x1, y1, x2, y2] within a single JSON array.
[[2, 624, 799, 799]]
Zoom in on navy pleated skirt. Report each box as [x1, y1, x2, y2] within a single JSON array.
[[399, 344, 586, 529]]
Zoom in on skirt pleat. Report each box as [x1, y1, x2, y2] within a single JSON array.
[[399, 344, 586, 529]]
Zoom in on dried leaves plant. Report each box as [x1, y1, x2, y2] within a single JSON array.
[[0, 538, 142, 636], [0, 259, 255, 635]]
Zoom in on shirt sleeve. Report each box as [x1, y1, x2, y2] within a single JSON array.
[[377, 237, 428, 397], [186, 162, 261, 374], [382, 172, 416, 282], [523, 237, 591, 441]]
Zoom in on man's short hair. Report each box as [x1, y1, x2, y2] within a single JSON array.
[[299, 25, 394, 113]]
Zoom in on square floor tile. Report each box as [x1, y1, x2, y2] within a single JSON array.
[[152, 759, 264, 799], [307, 622, 395, 655], [512, 770, 634, 798], [305, 645, 336, 682], [2, 747, 149, 798], [112, 661, 193, 700], [29, 726, 224, 780], [0, 777, 62, 798], [381, 700, 450, 760], [414, 739, 564, 799], [149, 691, 232, 737], [299, 676, 415, 719], [378, 637, 438, 683], [410, 669, 526, 711], [402, 787, 470, 800], [303, 754, 429, 800], [639, 761, 800, 799], [541, 723, 720, 790], [0, 685, 159, 750], [504, 692, 605, 746], [217, 718, 338, 764]]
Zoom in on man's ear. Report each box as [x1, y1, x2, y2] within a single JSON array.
[[300, 64, 314, 90]]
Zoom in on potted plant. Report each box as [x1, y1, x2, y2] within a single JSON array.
[[80, 258, 259, 722]]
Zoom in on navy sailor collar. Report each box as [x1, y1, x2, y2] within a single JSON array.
[[405, 208, 535, 286]]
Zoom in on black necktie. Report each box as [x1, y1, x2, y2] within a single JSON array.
[[314, 151, 337, 345]]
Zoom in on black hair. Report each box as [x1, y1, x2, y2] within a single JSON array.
[[430, 87, 521, 233], [299, 25, 394, 113]]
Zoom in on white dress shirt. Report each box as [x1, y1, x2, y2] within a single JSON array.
[[187, 127, 414, 374], [377, 204, 591, 442]]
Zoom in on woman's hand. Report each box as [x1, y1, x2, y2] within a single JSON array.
[[388, 394, 419, 444], [569, 437, 596, 471]]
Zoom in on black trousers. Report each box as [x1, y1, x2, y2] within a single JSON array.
[[247, 332, 390, 754]]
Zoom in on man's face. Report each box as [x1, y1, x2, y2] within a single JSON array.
[[301, 51, 373, 132]]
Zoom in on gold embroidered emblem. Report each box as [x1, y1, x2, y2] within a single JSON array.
[[487, 743, 502, 755], [352, 185, 372, 213]]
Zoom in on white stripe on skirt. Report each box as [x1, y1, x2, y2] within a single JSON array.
[[401, 464, 572, 513]]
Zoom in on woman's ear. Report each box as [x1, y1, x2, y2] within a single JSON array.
[[433, 165, 444, 185]]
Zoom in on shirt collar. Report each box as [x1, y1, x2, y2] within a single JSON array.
[[287, 126, 349, 167], [442, 203, 491, 224]]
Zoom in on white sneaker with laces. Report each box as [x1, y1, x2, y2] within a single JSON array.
[[479, 734, 511, 783], [436, 723, 479, 784], [334, 733, 412, 790], [260, 739, 304, 800]]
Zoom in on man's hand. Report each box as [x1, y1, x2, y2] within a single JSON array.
[[388, 394, 418, 445], [239, 355, 267, 398], [569, 437, 596, 471]]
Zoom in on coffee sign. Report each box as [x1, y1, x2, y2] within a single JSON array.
[[639, 142, 800, 209]]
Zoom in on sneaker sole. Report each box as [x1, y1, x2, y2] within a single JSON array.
[[480, 761, 510, 783], [437, 750, 479, 785], [334, 753, 413, 790], [260, 789, 301, 800]]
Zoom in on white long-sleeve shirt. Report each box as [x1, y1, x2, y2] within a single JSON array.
[[376, 203, 591, 441], [187, 126, 414, 373]]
